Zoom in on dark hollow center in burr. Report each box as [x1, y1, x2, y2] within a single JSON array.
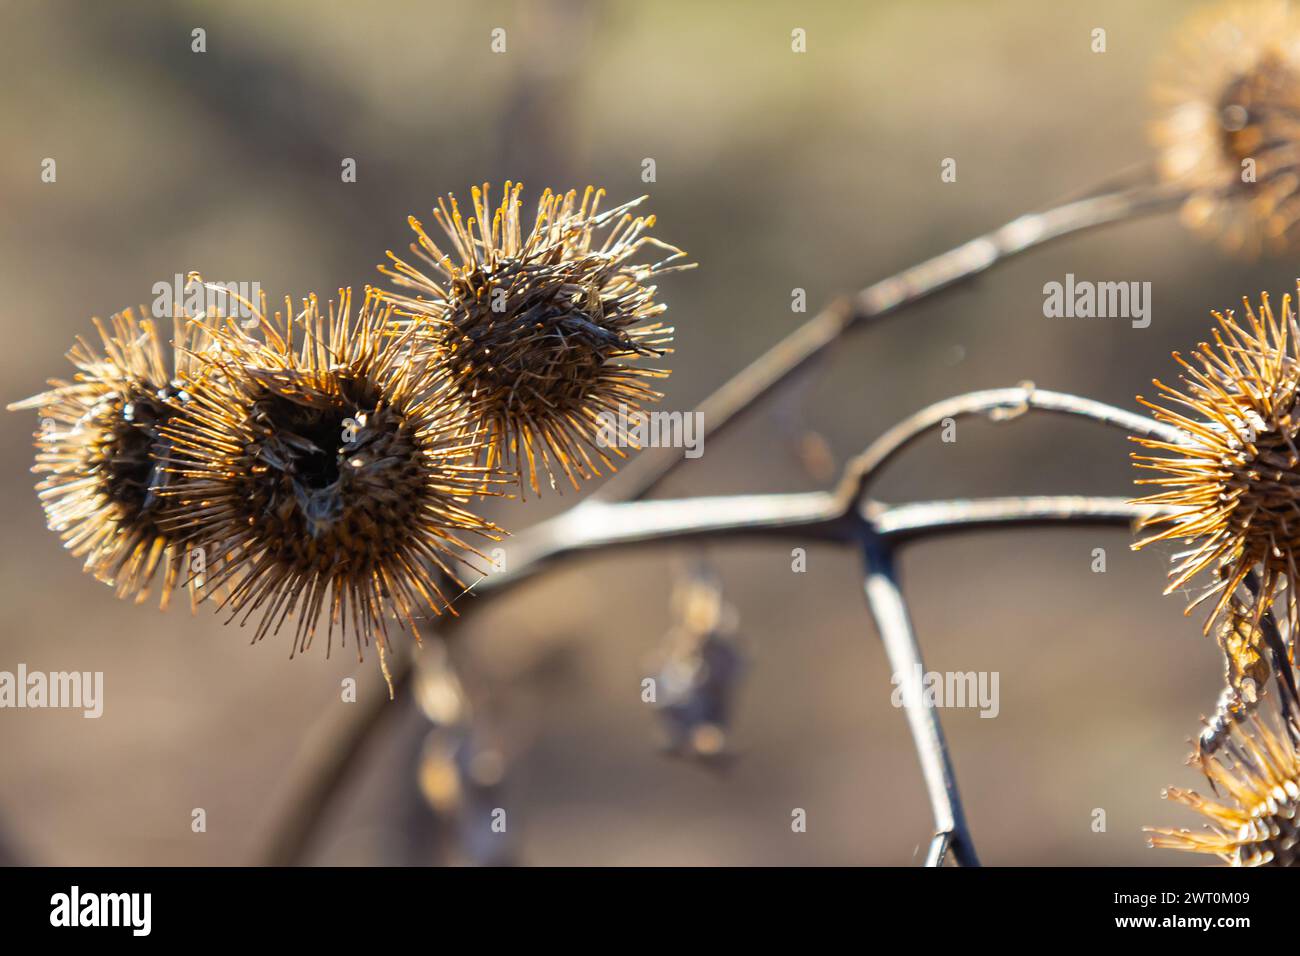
[[245, 374, 422, 552], [106, 382, 182, 523], [258, 397, 351, 492], [254, 374, 388, 494]]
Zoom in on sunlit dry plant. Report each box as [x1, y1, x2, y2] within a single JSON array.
[[7, 305, 213, 609], [1217, 598, 1273, 706], [1131, 286, 1300, 647], [1147, 685, 1300, 866], [1152, 0, 1300, 255], [159, 287, 505, 682], [1197, 591, 1283, 760], [379, 181, 692, 495]]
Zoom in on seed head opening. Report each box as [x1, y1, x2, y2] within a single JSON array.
[[159, 288, 506, 669], [1153, 0, 1300, 254], [7, 306, 211, 608], [379, 181, 693, 495]]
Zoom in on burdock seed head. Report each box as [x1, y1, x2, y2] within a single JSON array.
[[1131, 285, 1300, 639], [379, 181, 693, 495], [160, 287, 505, 672], [1152, 0, 1300, 255], [1147, 701, 1300, 866], [8, 305, 212, 608]]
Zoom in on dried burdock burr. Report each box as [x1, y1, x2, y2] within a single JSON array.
[[1131, 285, 1300, 643], [8, 305, 213, 609], [379, 181, 693, 495], [1152, 0, 1300, 255], [159, 287, 505, 685], [1147, 685, 1300, 866]]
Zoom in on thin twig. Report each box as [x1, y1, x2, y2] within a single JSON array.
[[592, 180, 1183, 504], [474, 388, 1173, 601], [262, 380, 1174, 863], [262, 492, 1159, 863], [1261, 611, 1299, 745], [1243, 574, 1300, 742], [861, 535, 978, 866], [925, 831, 952, 867], [474, 491, 852, 594], [873, 496, 1159, 542], [260, 651, 412, 866], [837, 385, 1185, 507]]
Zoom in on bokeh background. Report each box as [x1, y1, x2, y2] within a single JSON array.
[[0, 0, 1279, 865]]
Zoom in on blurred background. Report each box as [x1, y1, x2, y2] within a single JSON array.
[[0, 0, 1277, 865]]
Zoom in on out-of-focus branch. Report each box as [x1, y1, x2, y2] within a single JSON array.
[[592, 181, 1184, 504], [861, 536, 978, 866], [481, 388, 1173, 600], [260, 653, 411, 866], [264, 388, 1172, 863]]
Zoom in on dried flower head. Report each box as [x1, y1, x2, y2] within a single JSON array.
[[8, 305, 211, 608], [1152, 0, 1300, 255], [160, 287, 504, 675], [1131, 286, 1300, 641], [1147, 699, 1300, 866], [379, 182, 692, 495]]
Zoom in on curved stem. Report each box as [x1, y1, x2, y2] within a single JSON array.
[[262, 387, 1174, 862], [261, 655, 412, 866], [836, 385, 1185, 507], [592, 180, 1183, 504], [263, 490, 1164, 863], [469, 389, 1171, 600], [261, 164, 1185, 864]]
